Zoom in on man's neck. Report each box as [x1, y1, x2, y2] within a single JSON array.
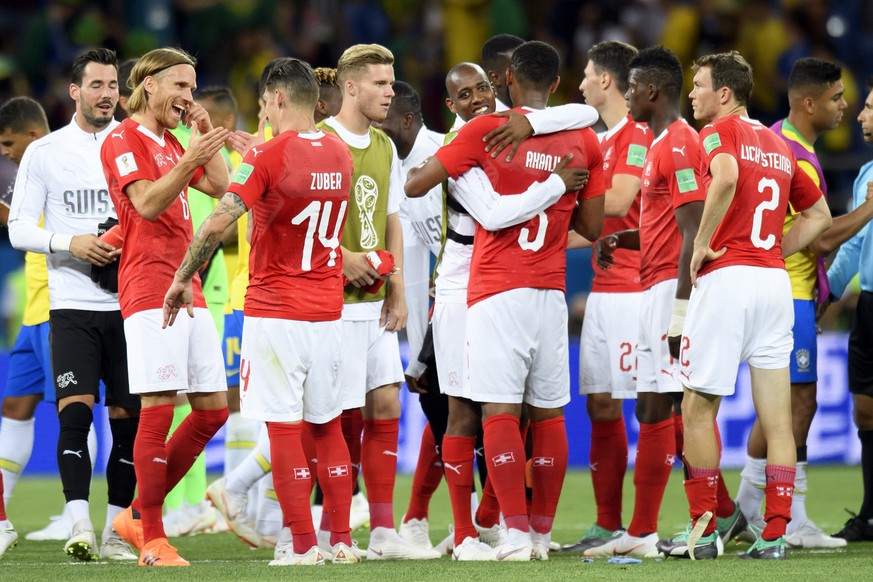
[[131, 111, 164, 137], [712, 104, 747, 123], [648, 106, 681, 137], [74, 112, 109, 135], [396, 124, 421, 160], [510, 90, 549, 111], [275, 109, 317, 135], [334, 101, 372, 135], [785, 110, 818, 146], [599, 98, 628, 130]]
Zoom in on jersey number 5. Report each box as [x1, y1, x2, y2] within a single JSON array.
[[292, 200, 348, 271], [518, 211, 549, 251], [750, 177, 779, 250]]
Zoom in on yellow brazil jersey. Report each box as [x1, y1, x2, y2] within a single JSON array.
[[22, 215, 49, 326], [779, 122, 819, 300], [229, 125, 272, 312]]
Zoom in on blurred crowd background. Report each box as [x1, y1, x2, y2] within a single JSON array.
[[0, 0, 870, 344]]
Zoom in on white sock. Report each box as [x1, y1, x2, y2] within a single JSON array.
[[506, 527, 531, 546], [736, 455, 766, 522], [87, 423, 98, 467], [786, 461, 809, 535], [66, 499, 90, 526], [256, 472, 281, 535], [224, 413, 261, 476], [104, 504, 124, 539], [227, 426, 271, 495], [0, 417, 35, 502], [470, 491, 479, 518]]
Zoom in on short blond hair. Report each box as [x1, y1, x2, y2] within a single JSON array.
[[127, 47, 197, 114], [314, 67, 338, 88], [336, 44, 394, 85]]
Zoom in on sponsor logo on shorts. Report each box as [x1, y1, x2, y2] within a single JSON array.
[[294, 467, 311, 480], [327, 465, 349, 478], [156, 364, 178, 381], [532, 456, 554, 467], [796, 348, 811, 372], [448, 372, 459, 386], [492, 452, 515, 466], [56, 371, 77, 389], [665, 454, 676, 465]]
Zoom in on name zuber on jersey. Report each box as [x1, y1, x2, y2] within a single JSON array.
[[63, 189, 111, 215], [311, 172, 344, 190]]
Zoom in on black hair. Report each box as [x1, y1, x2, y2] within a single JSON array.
[[482, 34, 524, 73], [509, 41, 560, 91], [588, 41, 638, 95], [0, 96, 49, 134], [71, 48, 117, 86], [628, 46, 683, 99]]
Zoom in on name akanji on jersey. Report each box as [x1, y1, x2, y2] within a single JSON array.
[[228, 130, 354, 322], [697, 116, 823, 277], [639, 119, 707, 290], [434, 108, 606, 307], [100, 118, 206, 318], [592, 115, 651, 293]]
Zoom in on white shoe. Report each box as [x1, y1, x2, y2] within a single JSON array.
[[452, 536, 495, 561], [349, 492, 370, 531], [434, 525, 454, 555], [491, 538, 532, 562], [206, 478, 262, 547], [25, 513, 71, 541], [99, 530, 137, 561], [399, 515, 433, 549], [365, 526, 441, 560], [0, 523, 18, 559], [474, 519, 507, 548], [786, 519, 848, 548], [585, 531, 660, 558], [65, 519, 98, 562], [530, 530, 551, 561], [268, 545, 325, 566], [273, 527, 293, 561], [332, 541, 362, 564]]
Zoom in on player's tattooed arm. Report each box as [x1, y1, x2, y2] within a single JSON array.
[[177, 192, 249, 281]]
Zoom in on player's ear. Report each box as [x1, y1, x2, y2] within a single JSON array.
[[445, 98, 457, 115], [803, 96, 816, 115], [345, 79, 357, 98], [549, 75, 560, 95], [69, 83, 79, 103]]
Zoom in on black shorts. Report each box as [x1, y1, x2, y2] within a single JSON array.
[[50, 309, 139, 410], [849, 291, 873, 397]]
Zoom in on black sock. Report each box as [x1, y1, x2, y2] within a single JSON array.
[[474, 429, 488, 490], [796, 445, 808, 464], [859, 430, 873, 519], [314, 480, 325, 505], [57, 402, 93, 502], [418, 393, 449, 459], [106, 417, 139, 508], [353, 477, 361, 496]]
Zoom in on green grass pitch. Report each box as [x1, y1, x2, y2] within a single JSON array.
[[1, 466, 869, 580]]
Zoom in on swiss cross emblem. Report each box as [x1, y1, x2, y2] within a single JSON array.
[[492, 452, 515, 466], [294, 467, 311, 480], [532, 456, 554, 467], [328, 465, 349, 478]]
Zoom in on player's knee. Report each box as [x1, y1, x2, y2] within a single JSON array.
[[586, 394, 621, 422], [853, 395, 873, 430], [1, 395, 39, 420], [58, 400, 93, 433]]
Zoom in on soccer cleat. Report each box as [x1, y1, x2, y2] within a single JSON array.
[[349, 491, 370, 531], [474, 518, 507, 548], [530, 530, 551, 561], [99, 530, 137, 561], [0, 524, 18, 560], [366, 526, 441, 560], [433, 525, 454, 555], [269, 545, 325, 566], [560, 524, 623, 553], [65, 519, 99, 562], [490, 539, 532, 562], [786, 519, 847, 548], [112, 506, 144, 552], [739, 535, 786, 560], [138, 537, 190, 566], [399, 515, 433, 549], [206, 478, 262, 548], [25, 513, 72, 541], [331, 542, 362, 564], [585, 531, 660, 558], [832, 511, 873, 542], [452, 536, 496, 561], [657, 514, 723, 560], [274, 527, 293, 562], [716, 501, 748, 542]]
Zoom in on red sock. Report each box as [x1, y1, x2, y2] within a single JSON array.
[[530, 417, 569, 534], [268, 422, 317, 554], [710, 423, 735, 518], [442, 435, 476, 544], [684, 471, 719, 535], [589, 417, 627, 531], [476, 477, 500, 528], [763, 464, 795, 539], [482, 414, 529, 533], [133, 404, 174, 543], [341, 409, 363, 484], [628, 418, 674, 537], [362, 418, 399, 530], [405, 423, 442, 521], [309, 418, 353, 546], [301, 422, 318, 483], [164, 407, 228, 491], [0, 472, 6, 521]]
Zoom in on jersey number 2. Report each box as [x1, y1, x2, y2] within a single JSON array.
[[750, 177, 779, 250], [292, 200, 348, 271]]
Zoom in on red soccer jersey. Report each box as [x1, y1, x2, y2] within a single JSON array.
[[228, 130, 353, 321], [101, 118, 206, 318], [698, 116, 823, 276], [592, 115, 651, 293], [434, 108, 605, 307], [639, 120, 707, 289]]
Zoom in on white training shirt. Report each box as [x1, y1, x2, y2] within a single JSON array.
[[9, 116, 120, 311]]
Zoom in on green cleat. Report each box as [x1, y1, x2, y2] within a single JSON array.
[[657, 512, 722, 560], [739, 535, 786, 560], [716, 501, 748, 542], [560, 524, 623, 553]]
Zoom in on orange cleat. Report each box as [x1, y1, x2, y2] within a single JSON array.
[[138, 538, 190, 567], [112, 507, 144, 552]]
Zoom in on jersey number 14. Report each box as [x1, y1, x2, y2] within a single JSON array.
[[292, 200, 348, 270]]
